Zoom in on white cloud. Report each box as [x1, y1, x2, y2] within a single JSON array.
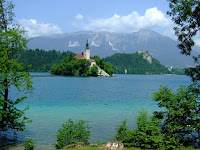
[[163, 28, 177, 41], [75, 14, 84, 20], [76, 7, 172, 33], [19, 19, 62, 37]]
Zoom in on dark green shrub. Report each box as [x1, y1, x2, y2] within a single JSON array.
[[115, 110, 162, 149], [54, 119, 91, 149], [133, 110, 163, 149], [90, 65, 98, 76], [115, 119, 128, 142], [153, 84, 200, 149]]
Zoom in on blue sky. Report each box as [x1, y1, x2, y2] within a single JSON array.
[[12, 0, 179, 41]]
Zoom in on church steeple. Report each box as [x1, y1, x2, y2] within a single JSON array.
[[84, 40, 90, 60], [85, 39, 89, 49]]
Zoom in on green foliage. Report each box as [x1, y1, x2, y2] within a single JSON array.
[[93, 56, 104, 69], [148, 1, 200, 149], [115, 119, 135, 147], [153, 84, 200, 148], [167, 0, 199, 56], [90, 65, 98, 76], [103, 62, 114, 75], [23, 138, 36, 150], [115, 110, 162, 149], [12, 49, 73, 72], [104, 52, 170, 74], [133, 110, 163, 149], [0, 0, 33, 132], [54, 119, 91, 149], [50, 54, 91, 76], [167, 0, 200, 81], [115, 119, 128, 142]]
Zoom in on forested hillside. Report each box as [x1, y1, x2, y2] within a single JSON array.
[[12, 49, 73, 72], [103, 52, 170, 74]]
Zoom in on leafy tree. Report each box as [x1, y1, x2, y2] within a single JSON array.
[[93, 55, 104, 69], [54, 119, 91, 149], [133, 110, 163, 149], [76, 59, 90, 76], [50, 55, 91, 76], [151, 1, 200, 149], [0, 0, 33, 132], [167, 0, 200, 81], [153, 84, 200, 148], [104, 62, 114, 75], [167, 0, 200, 56], [115, 110, 162, 149], [90, 65, 98, 76], [23, 138, 36, 150], [115, 119, 128, 142]]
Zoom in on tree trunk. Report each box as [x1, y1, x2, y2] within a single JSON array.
[[0, 0, 9, 131], [1, 78, 8, 130]]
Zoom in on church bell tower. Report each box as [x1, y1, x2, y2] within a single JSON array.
[[84, 40, 90, 60]]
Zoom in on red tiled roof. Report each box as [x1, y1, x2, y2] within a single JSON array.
[[75, 54, 86, 59]]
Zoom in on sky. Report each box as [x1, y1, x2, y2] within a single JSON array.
[[11, 0, 199, 46]]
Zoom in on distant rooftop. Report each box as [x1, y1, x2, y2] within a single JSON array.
[[74, 54, 85, 59]]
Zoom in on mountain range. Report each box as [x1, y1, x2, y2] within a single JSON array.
[[27, 29, 200, 68]]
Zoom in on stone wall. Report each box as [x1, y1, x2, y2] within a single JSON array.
[[97, 66, 110, 77]]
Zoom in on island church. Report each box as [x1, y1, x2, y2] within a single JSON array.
[[74, 40, 110, 76], [74, 40, 96, 68]]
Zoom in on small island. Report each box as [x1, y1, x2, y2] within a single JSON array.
[[50, 40, 114, 76]]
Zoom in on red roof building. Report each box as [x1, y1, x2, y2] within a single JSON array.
[[74, 54, 86, 59]]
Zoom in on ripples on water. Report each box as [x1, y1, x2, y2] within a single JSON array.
[[1, 73, 191, 149]]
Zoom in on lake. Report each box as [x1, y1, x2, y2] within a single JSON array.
[[2, 73, 191, 149]]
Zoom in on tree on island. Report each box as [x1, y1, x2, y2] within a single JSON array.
[[0, 0, 33, 132], [50, 53, 91, 76]]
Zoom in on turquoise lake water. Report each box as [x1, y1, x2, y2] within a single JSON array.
[[2, 73, 191, 149]]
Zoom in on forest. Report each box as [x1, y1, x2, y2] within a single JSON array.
[[104, 52, 170, 74], [12, 49, 73, 72]]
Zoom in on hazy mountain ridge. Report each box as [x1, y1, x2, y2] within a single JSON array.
[[27, 29, 199, 68]]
